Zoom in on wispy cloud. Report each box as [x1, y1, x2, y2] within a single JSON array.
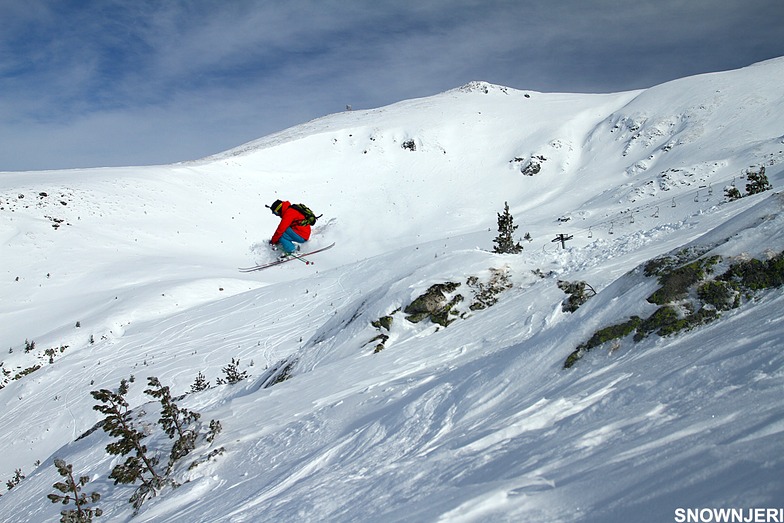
[[1, 0, 782, 170]]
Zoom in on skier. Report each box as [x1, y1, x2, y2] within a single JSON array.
[[267, 199, 311, 256]]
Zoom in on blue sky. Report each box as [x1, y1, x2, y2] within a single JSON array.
[[2, 0, 783, 171]]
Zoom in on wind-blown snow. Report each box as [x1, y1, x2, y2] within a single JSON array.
[[1, 58, 783, 522]]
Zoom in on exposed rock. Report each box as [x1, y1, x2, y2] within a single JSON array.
[[404, 282, 462, 325]]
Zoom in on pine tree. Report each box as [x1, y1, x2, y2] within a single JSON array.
[[47, 458, 102, 522], [6, 468, 25, 490], [492, 202, 523, 254], [206, 420, 223, 444], [90, 379, 163, 511], [724, 186, 742, 201], [144, 377, 200, 471], [190, 371, 209, 393], [746, 166, 772, 195], [216, 358, 249, 385]]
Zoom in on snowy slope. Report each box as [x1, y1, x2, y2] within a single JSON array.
[[0, 57, 783, 522]]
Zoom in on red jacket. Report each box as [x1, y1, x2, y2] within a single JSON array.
[[271, 201, 312, 243]]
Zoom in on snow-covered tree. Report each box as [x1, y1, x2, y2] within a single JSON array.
[[216, 358, 249, 385], [144, 377, 200, 471], [746, 166, 772, 195], [47, 458, 102, 522], [91, 379, 163, 511], [492, 201, 523, 254], [724, 186, 742, 201], [190, 371, 209, 393]]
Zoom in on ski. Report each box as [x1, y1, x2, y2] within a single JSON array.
[[239, 242, 336, 272]]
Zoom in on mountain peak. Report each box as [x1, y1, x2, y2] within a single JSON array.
[[453, 80, 515, 95]]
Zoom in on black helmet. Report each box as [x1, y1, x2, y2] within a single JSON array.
[[269, 199, 283, 215]]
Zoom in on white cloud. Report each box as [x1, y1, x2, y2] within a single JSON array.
[[1, 0, 782, 170]]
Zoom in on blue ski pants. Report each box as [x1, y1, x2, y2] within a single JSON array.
[[278, 228, 307, 253]]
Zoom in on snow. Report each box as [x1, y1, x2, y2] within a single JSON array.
[[1, 58, 784, 522]]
